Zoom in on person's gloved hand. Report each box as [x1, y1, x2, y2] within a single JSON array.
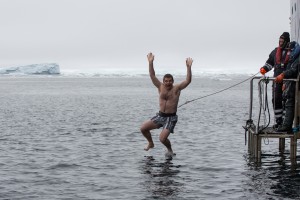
[[275, 73, 284, 83], [260, 67, 267, 75]]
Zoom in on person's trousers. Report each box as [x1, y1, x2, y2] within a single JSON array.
[[283, 97, 295, 128], [272, 82, 283, 124]]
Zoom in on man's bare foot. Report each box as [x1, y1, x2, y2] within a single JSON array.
[[144, 143, 154, 151], [165, 151, 176, 158]]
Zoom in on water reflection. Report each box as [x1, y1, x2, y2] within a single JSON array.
[[140, 156, 184, 199], [245, 154, 300, 199]]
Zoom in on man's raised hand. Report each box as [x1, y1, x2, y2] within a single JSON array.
[[147, 52, 155, 63], [186, 57, 193, 68]]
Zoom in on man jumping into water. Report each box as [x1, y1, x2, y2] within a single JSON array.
[[140, 52, 193, 156]]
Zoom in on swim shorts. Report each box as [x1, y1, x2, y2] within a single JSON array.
[[151, 111, 178, 133]]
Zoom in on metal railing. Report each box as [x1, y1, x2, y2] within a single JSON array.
[[248, 76, 299, 133]]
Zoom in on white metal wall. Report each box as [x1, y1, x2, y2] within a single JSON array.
[[291, 0, 300, 43]]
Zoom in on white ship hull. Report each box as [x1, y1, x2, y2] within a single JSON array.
[[291, 0, 300, 42]]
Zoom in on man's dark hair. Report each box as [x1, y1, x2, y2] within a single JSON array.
[[163, 74, 174, 82]]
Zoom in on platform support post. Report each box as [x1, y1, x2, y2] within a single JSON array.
[[279, 138, 285, 152]]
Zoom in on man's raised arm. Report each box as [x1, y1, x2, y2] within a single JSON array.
[[147, 52, 161, 88], [178, 57, 193, 90]]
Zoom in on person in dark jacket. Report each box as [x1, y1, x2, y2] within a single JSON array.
[[274, 41, 300, 132], [260, 32, 291, 128]]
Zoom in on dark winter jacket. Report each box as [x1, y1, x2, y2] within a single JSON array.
[[262, 47, 290, 77], [283, 46, 300, 99]]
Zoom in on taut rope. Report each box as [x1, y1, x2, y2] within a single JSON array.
[[178, 72, 260, 108]]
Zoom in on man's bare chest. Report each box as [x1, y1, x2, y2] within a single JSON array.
[[159, 89, 178, 100]]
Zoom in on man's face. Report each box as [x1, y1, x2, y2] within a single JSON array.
[[279, 38, 285, 47], [163, 77, 174, 90]]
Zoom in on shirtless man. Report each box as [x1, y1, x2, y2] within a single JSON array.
[[140, 52, 193, 156]]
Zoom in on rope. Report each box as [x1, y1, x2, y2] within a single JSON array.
[[178, 71, 260, 108], [256, 77, 271, 145], [257, 77, 271, 132]]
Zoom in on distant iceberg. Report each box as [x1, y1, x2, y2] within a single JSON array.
[[0, 63, 60, 75]]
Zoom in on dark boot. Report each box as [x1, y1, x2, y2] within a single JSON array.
[[273, 117, 283, 129], [276, 124, 292, 132], [276, 97, 294, 133]]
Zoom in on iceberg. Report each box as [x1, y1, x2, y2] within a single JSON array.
[[0, 63, 60, 75]]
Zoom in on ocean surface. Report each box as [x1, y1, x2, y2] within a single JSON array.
[[1, 75, 300, 200]]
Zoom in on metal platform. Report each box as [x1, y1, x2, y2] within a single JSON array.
[[258, 127, 294, 136], [244, 76, 300, 162], [248, 126, 300, 162]]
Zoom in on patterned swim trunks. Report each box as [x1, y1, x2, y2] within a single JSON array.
[[151, 111, 178, 133]]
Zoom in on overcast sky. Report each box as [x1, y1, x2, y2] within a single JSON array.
[[0, 0, 290, 73]]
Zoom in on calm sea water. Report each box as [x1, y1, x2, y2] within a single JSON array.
[[0, 76, 300, 200]]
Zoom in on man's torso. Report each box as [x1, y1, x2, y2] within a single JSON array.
[[158, 85, 181, 113]]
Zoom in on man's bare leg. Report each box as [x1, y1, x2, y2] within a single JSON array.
[[159, 129, 174, 155], [142, 131, 154, 151], [140, 120, 158, 151]]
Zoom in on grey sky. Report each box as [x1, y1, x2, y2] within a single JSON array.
[[0, 0, 290, 73]]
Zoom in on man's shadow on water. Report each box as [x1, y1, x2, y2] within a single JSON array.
[[139, 156, 184, 199]]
